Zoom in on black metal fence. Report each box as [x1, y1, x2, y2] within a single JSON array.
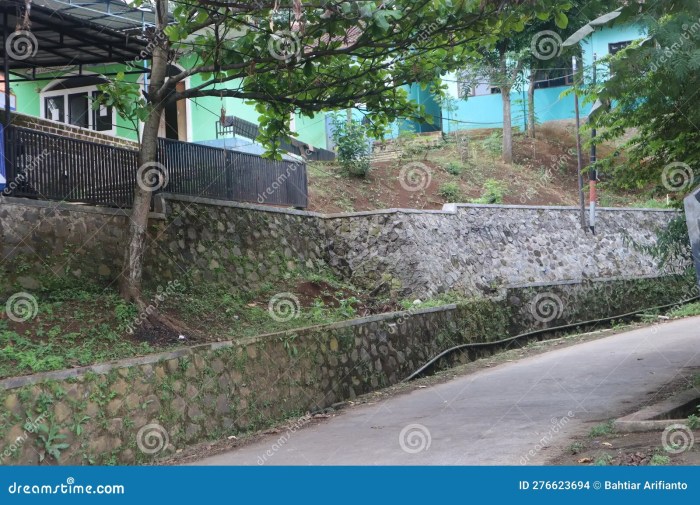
[[2, 126, 308, 208]]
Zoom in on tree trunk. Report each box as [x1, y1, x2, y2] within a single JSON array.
[[501, 84, 513, 164], [527, 70, 536, 139], [119, 4, 168, 304]]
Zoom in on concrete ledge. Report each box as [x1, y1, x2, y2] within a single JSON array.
[[614, 388, 699, 433], [1, 196, 165, 220], [161, 193, 680, 220]]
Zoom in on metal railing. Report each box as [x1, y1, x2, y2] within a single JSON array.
[[2, 126, 308, 208]]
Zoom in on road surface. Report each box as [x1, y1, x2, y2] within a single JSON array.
[[193, 317, 700, 465]]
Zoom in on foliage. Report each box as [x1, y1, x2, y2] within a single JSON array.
[[636, 215, 692, 268], [108, 0, 573, 157], [444, 161, 465, 176], [439, 182, 462, 202], [472, 179, 506, 204], [330, 114, 371, 177], [35, 422, 70, 463], [481, 132, 503, 158], [588, 0, 700, 193]]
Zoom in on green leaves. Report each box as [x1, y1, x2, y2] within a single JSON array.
[[554, 11, 569, 29]]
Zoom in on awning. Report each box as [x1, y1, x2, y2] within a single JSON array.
[[1, 0, 154, 71]]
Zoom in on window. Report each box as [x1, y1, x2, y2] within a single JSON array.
[[608, 41, 631, 55], [41, 76, 114, 134], [533, 68, 574, 89]]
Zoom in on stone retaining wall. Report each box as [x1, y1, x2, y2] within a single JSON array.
[[0, 274, 691, 465], [1, 195, 685, 297]]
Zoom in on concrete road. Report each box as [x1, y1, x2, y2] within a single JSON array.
[[193, 317, 700, 465]]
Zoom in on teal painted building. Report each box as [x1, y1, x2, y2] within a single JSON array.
[[408, 22, 645, 136]]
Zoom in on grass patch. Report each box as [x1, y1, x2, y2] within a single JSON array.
[[588, 420, 615, 438], [649, 454, 671, 466], [668, 302, 700, 318]]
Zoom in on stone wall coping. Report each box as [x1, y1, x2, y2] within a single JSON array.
[[0, 304, 458, 391], [505, 273, 672, 289], [160, 193, 680, 219], [1, 197, 165, 220]]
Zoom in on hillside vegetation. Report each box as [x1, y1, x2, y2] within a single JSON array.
[[307, 121, 669, 213]]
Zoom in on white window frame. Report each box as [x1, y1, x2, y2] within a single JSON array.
[[40, 83, 116, 136]]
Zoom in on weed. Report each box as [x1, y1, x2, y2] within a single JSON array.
[[589, 421, 615, 438], [36, 422, 70, 462], [594, 454, 613, 466], [568, 441, 585, 455], [444, 161, 464, 176], [649, 454, 671, 466], [471, 179, 506, 204], [439, 182, 462, 203]]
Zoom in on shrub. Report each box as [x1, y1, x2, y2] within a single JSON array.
[[481, 131, 502, 157], [471, 179, 506, 204], [444, 161, 464, 176], [331, 114, 371, 177], [439, 182, 462, 202]]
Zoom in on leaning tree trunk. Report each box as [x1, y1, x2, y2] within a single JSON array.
[[501, 84, 513, 164], [527, 70, 536, 139], [119, 32, 168, 304]]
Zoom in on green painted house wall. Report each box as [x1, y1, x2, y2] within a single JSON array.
[[9, 62, 329, 150]]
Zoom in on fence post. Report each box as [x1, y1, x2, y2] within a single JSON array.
[[225, 150, 234, 200]]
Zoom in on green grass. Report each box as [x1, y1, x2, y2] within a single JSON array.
[[649, 454, 671, 466], [0, 290, 157, 379], [668, 302, 700, 318], [588, 420, 615, 438]]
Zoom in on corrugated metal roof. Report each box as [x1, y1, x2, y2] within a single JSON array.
[[1, 0, 152, 70]]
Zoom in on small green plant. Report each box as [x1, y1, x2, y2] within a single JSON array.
[[650, 454, 671, 466], [589, 420, 615, 438], [471, 179, 506, 204], [568, 441, 585, 455], [444, 161, 464, 176], [71, 415, 91, 436], [337, 296, 359, 319], [594, 454, 613, 466], [687, 405, 700, 429], [439, 182, 462, 202], [35, 422, 70, 462], [330, 114, 371, 177], [481, 131, 502, 157]]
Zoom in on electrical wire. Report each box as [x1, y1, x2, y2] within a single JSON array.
[[403, 294, 700, 382]]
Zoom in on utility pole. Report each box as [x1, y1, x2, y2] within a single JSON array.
[[589, 53, 598, 234], [572, 56, 586, 230]]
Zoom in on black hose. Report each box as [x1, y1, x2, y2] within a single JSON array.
[[403, 295, 700, 382]]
